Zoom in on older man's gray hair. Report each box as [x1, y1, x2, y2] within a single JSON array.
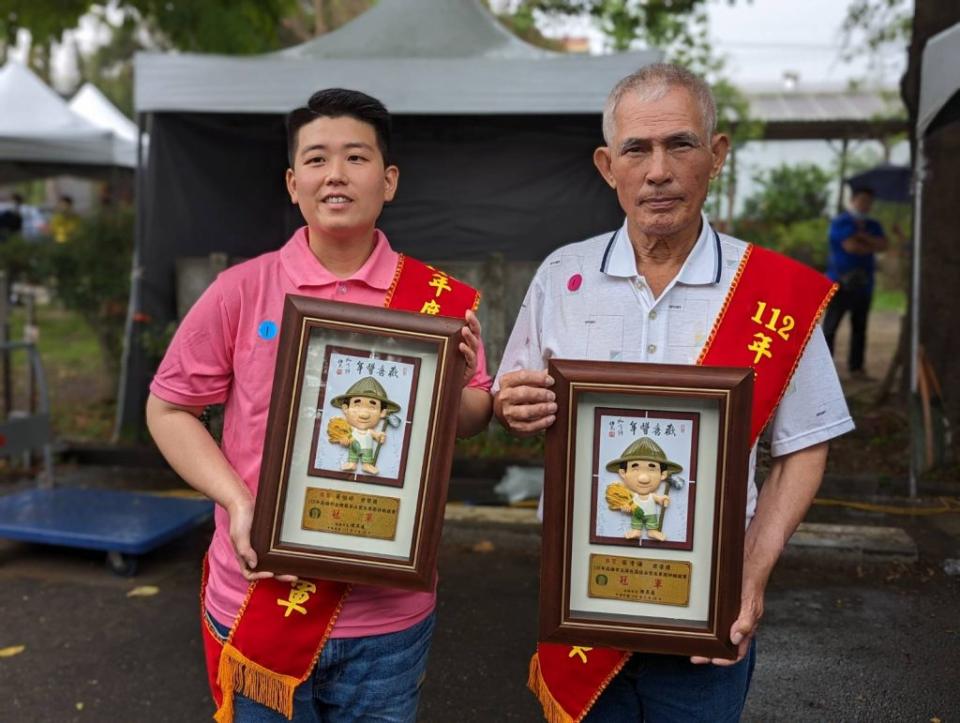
[[602, 63, 717, 145]]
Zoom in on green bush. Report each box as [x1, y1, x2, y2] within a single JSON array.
[[735, 162, 834, 269], [0, 234, 54, 285], [741, 163, 832, 225], [46, 209, 133, 389]]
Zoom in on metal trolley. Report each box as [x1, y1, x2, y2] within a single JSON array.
[[0, 339, 213, 575]]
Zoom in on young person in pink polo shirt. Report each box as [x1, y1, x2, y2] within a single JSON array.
[[146, 89, 493, 722]]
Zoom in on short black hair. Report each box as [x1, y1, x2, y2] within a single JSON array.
[[285, 88, 392, 167], [850, 186, 875, 198], [11, 193, 24, 204]]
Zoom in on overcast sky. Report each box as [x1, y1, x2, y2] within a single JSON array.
[[533, 0, 909, 89], [706, 0, 907, 88]]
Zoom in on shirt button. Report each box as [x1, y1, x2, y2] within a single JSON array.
[[337, 283, 348, 295], [647, 344, 657, 354], [649, 310, 657, 320], [635, 278, 645, 289]]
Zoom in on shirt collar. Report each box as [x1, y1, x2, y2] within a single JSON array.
[[280, 227, 399, 290], [601, 213, 720, 286]]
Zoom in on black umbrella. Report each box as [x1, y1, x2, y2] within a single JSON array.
[[845, 163, 912, 203]]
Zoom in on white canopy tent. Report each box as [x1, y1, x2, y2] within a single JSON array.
[[917, 22, 960, 137], [68, 82, 139, 168], [909, 20, 960, 494], [135, 0, 655, 115], [0, 63, 134, 182]]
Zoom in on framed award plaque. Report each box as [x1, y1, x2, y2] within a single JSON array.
[[539, 359, 753, 659], [251, 294, 465, 590]]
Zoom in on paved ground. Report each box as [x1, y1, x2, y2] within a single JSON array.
[[0, 470, 958, 723]]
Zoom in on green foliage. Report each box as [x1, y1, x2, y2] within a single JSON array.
[[5, 305, 116, 439], [0, 0, 89, 49], [734, 216, 830, 270], [74, 10, 146, 117], [3, 0, 299, 90], [0, 210, 133, 395], [741, 163, 833, 226], [735, 163, 834, 269], [770, 217, 829, 269], [46, 209, 134, 387], [840, 0, 912, 66], [490, 2, 565, 51], [872, 288, 906, 313], [524, 0, 716, 53], [121, 0, 298, 55], [0, 235, 53, 286], [138, 319, 178, 364]]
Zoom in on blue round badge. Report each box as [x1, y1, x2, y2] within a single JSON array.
[[258, 320, 278, 341]]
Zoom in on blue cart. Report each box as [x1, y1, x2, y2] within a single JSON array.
[[0, 340, 213, 575]]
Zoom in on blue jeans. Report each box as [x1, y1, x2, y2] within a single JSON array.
[[583, 640, 757, 723], [207, 612, 435, 722]]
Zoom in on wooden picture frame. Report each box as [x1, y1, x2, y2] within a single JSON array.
[[251, 295, 465, 590], [540, 359, 753, 659]]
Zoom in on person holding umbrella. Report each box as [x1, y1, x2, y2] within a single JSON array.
[[823, 186, 889, 379]]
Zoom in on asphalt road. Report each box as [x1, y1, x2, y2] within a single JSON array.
[[0, 493, 958, 722]]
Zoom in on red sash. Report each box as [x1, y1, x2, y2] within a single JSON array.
[[529, 244, 836, 722], [203, 256, 480, 722], [385, 254, 482, 315]]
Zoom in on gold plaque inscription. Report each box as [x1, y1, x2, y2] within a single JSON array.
[[588, 554, 691, 607], [301, 487, 399, 540]]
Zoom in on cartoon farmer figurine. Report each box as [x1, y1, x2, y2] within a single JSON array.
[[604, 437, 683, 542], [328, 376, 400, 475]]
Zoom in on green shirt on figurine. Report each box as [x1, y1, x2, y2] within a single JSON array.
[[327, 376, 401, 476]]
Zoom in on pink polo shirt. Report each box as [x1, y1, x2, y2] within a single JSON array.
[[150, 227, 491, 637]]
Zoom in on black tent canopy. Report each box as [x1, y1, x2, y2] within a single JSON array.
[[121, 0, 660, 431]]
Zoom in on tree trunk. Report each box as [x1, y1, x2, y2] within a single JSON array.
[[902, 1, 960, 460]]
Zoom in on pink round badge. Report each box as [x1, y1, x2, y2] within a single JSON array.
[[567, 273, 583, 292]]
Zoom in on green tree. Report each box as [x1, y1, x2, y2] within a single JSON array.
[[840, 0, 912, 74], [0, 0, 89, 79], [127, 0, 298, 54], [489, 2, 565, 51], [72, 10, 145, 117], [281, 0, 375, 44], [47, 209, 134, 392], [6, 0, 379, 117], [741, 164, 832, 226], [2, 0, 300, 62], [517, 0, 739, 53], [736, 164, 833, 268]]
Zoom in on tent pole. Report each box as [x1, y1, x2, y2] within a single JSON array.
[[113, 112, 146, 443], [908, 138, 924, 498]]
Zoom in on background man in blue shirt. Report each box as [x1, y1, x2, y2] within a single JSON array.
[[823, 187, 889, 378]]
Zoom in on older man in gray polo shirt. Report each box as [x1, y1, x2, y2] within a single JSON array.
[[494, 64, 853, 721]]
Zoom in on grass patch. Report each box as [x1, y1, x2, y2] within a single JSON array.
[[872, 288, 906, 313], [4, 304, 115, 441]]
